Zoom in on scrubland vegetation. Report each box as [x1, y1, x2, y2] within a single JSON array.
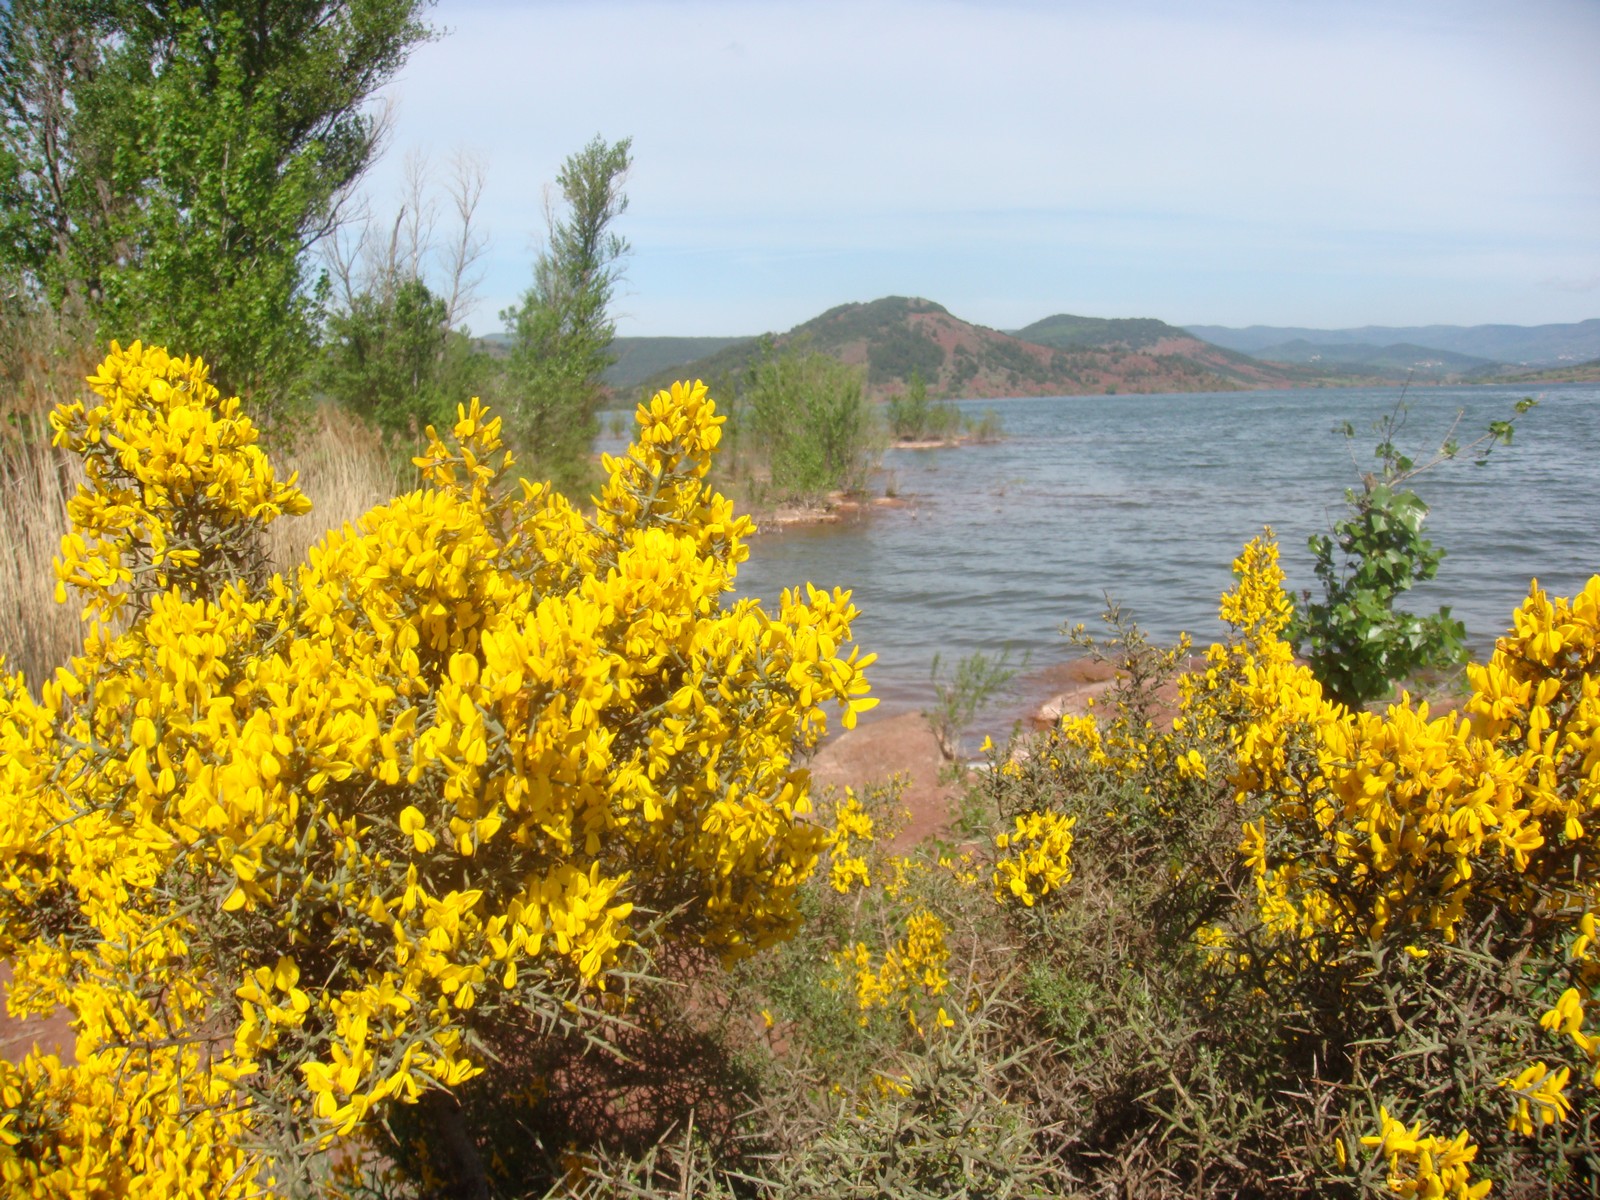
[[0, 341, 1594, 1200]]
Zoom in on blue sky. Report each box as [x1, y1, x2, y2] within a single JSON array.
[[356, 0, 1600, 337]]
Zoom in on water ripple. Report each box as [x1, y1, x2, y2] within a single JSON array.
[[733, 384, 1600, 737]]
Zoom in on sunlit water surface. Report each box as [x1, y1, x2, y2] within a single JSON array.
[[714, 384, 1598, 739]]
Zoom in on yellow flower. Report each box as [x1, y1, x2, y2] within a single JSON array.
[[1360, 1108, 1492, 1200]]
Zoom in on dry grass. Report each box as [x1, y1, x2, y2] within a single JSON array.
[[0, 437, 86, 685], [0, 317, 100, 685], [266, 402, 403, 575]]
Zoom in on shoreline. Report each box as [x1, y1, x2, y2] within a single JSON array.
[[746, 431, 999, 532], [806, 652, 1130, 850], [752, 493, 911, 533]]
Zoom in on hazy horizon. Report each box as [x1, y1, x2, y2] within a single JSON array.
[[542, 305, 1600, 342], [359, 0, 1600, 338]]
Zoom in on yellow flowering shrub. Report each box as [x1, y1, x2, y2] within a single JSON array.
[[683, 519, 1596, 1195], [986, 532, 1600, 1193], [0, 343, 875, 1192], [1185, 534, 1600, 1191], [1211, 540, 1600, 964]]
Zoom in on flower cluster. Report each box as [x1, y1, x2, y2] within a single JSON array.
[[49, 342, 310, 622], [0, 354, 875, 1190], [834, 909, 953, 1033], [1500, 1060, 1572, 1137], [991, 810, 1076, 906], [1359, 1109, 1491, 1200], [826, 790, 876, 894], [0, 1047, 263, 1197]]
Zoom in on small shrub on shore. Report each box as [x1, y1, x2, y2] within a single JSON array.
[[926, 647, 1023, 760], [962, 407, 1005, 443], [885, 369, 961, 443], [736, 343, 878, 501]]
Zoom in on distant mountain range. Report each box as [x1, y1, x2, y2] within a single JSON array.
[[585, 306, 1600, 399], [610, 297, 1378, 400], [1243, 339, 1499, 380], [1185, 320, 1600, 368], [605, 336, 748, 385]]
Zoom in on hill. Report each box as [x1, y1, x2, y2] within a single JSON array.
[[1010, 313, 1187, 351], [1008, 313, 1365, 391], [1484, 358, 1600, 384], [1186, 319, 1600, 367], [1248, 339, 1500, 379], [636, 297, 1362, 401], [603, 336, 749, 389]]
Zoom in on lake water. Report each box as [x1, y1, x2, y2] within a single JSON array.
[[727, 383, 1600, 735]]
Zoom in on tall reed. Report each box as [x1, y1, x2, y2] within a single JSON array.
[[0, 437, 84, 685], [0, 312, 101, 685], [266, 402, 402, 575]]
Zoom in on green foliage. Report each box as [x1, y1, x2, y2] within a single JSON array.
[[1297, 480, 1463, 710], [926, 648, 1022, 759], [885, 368, 961, 442], [0, 0, 433, 417], [1292, 395, 1537, 709], [503, 134, 632, 492], [865, 320, 944, 386], [318, 275, 484, 445], [741, 341, 876, 500]]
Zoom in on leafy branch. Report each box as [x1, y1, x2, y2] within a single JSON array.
[[1294, 389, 1538, 709]]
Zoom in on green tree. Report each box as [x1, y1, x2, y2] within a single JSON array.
[[319, 276, 468, 442], [0, 0, 434, 416], [0, 0, 124, 307], [502, 134, 632, 491], [319, 152, 493, 447]]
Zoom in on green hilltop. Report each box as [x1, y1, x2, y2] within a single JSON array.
[[602, 336, 749, 390], [1010, 313, 1184, 352]]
